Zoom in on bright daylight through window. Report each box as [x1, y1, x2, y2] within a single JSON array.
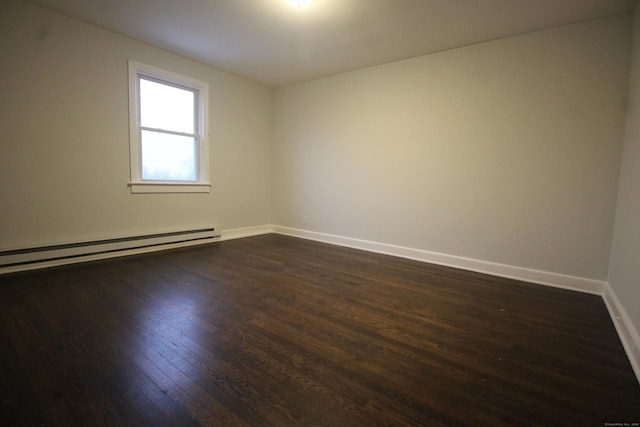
[[128, 61, 210, 193]]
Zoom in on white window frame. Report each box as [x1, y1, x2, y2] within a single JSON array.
[[128, 61, 210, 193]]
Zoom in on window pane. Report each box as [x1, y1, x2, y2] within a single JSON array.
[[141, 131, 196, 181], [140, 78, 195, 133]]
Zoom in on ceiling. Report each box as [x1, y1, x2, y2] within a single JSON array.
[[25, 0, 637, 87]]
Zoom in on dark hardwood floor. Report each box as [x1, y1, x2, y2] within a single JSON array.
[[1, 234, 639, 426]]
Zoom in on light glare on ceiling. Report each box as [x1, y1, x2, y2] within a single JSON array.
[[289, 0, 313, 8]]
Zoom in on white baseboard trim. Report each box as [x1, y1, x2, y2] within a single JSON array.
[[2, 224, 606, 295], [272, 226, 605, 295], [220, 225, 274, 241], [603, 283, 640, 384]]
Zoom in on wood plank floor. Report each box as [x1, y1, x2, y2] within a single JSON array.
[[1, 234, 639, 426]]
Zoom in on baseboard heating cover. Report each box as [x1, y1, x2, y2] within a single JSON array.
[[0, 228, 220, 272]]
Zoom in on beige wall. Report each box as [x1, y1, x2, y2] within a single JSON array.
[[273, 15, 631, 281], [609, 7, 640, 340], [0, 1, 273, 249]]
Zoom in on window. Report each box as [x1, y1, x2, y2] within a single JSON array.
[[128, 61, 210, 193]]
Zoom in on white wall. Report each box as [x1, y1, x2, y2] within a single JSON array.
[[273, 15, 631, 282], [0, 1, 273, 249], [609, 6, 640, 355]]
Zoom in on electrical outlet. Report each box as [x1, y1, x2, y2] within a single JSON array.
[[303, 215, 308, 225]]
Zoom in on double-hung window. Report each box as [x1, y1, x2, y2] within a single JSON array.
[[128, 61, 210, 193]]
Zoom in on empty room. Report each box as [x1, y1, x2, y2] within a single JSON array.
[[1, 0, 640, 425]]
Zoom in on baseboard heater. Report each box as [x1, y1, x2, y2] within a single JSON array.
[[0, 228, 220, 272]]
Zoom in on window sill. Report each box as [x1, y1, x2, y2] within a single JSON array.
[[129, 182, 211, 194]]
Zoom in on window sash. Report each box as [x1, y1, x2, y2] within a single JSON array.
[[138, 75, 198, 135], [140, 126, 197, 139], [140, 130, 198, 182]]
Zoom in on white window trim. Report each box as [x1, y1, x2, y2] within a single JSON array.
[[128, 61, 210, 193]]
